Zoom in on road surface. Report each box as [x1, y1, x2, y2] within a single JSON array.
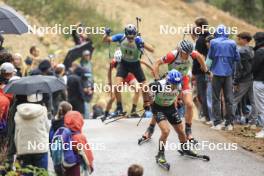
[[51, 118, 264, 176]]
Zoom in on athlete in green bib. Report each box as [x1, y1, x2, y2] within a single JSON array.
[[103, 24, 154, 116]]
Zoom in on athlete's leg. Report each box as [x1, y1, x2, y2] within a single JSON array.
[[130, 79, 141, 113], [182, 91, 194, 139], [157, 119, 170, 153]]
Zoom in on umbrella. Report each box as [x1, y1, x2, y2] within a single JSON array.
[[0, 5, 30, 34], [63, 41, 94, 69], [4, 75, 66, 95]]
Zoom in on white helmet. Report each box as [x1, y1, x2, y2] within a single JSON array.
[[114, 49, 122, 62]]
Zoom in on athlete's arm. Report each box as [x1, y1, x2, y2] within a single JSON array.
[[144, 42, 154, 53], [153, 59, 163, 80], [103, 33, 125, 43], [107, 63, 113, 85]]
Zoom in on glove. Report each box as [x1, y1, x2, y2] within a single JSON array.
[[144, 110, 153, 118], [135, 36, 144, 49], [105, 27, 111, 36]]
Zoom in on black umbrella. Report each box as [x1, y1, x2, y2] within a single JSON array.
[[0, 5, 30, 34], [4, 75, 66, 95], [63, 41, 94, 69]]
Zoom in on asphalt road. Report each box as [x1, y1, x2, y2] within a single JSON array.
[[52, 118, 264, 176]]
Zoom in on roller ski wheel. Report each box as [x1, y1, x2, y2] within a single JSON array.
[[155, 153, 170, 171], [178, 150, 210, 161], [138, 136, 151, 145]]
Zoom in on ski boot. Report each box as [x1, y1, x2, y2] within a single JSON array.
[[185, 123, 199, 145], [101, 111, 109, 122], [155, 151, 170, 171], [138, 125, 155, 145], [178, 143, 210, 161]]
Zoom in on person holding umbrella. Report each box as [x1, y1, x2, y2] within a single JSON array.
[[14, 93, 50, 172]]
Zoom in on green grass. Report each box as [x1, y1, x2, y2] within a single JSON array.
[[4, 0, 121, 49]]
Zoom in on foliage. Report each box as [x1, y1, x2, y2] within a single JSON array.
[[207, 0, 264, 28], [4, 0, 121, 49], [0, 161, 52, 176]]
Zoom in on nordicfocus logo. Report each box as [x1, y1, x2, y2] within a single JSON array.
[[28, 24, 106, 35], [27, 141, 106, 151], [160, 141, 238, 151], [159, 24, 238, 35]]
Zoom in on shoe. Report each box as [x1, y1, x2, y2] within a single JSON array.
[[210, 124, 224, 130], [224, 124, 234, 131], [205, 121, 213, 126], [255, 129, 264, 138]]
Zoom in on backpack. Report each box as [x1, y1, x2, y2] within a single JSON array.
[[50, 127, 79, 168]]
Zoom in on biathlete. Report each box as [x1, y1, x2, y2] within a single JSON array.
[[140, 40, 209, 144], [146, 69, 197, 170], [103, 24, 154, 116]]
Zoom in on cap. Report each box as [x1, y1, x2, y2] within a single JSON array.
[[0, 62, 17, 74], [27, 93, 43, 103], [82, 50, 90, 56]]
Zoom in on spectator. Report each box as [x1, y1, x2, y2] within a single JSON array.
[[0, 62, 16, 101], [71, 23, 92, 45], [30, 59, 54, 76], [92, 104, 104, 119], [233, 32, 257, 126], [53, 64, 67, 114], [193, 17, 210, 122], [64, 111, 94, 176], [6, 95, 27, 168], [0, 52, 13, 66], [252, 32, 264, 138], [15, 93, 50, 172], [67, 65, 85, 115], [13, 53, 26, 77], [205, 35, 215, 125], [128, 164, 144, 176], [0, 77, 11, 155], [29, 46, 41, 69], [209, 24, 240, 131], [80, 50, 92, 74]]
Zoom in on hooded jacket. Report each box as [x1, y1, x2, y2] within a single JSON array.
[[64, 111, 94, 168], [208, 25, 240, 76], [14, 103, 50, 155]]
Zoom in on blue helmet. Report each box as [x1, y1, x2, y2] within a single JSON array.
[[125, 24, 137, 36], [166, 69, 182, 85]]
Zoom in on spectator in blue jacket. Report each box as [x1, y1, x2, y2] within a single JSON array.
[[209, 24, 240, 131]]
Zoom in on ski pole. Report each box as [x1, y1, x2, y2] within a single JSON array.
[[136, 17, 142, 36], [136, 115, 144, 126]]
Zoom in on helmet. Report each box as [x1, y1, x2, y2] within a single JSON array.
[[179, 40, 193, 54], [125, 24, 137, 37], [114, 49, 122, 62], [166, 69, 182, 85]]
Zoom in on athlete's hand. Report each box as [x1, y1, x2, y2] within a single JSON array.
[[105, 27, 112, 36]]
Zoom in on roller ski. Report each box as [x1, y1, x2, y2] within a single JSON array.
[[138, 124, 155, 145], [178, 143, 210, 161], [104, 111, 127, 125], [155, 152, 170, 171]]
